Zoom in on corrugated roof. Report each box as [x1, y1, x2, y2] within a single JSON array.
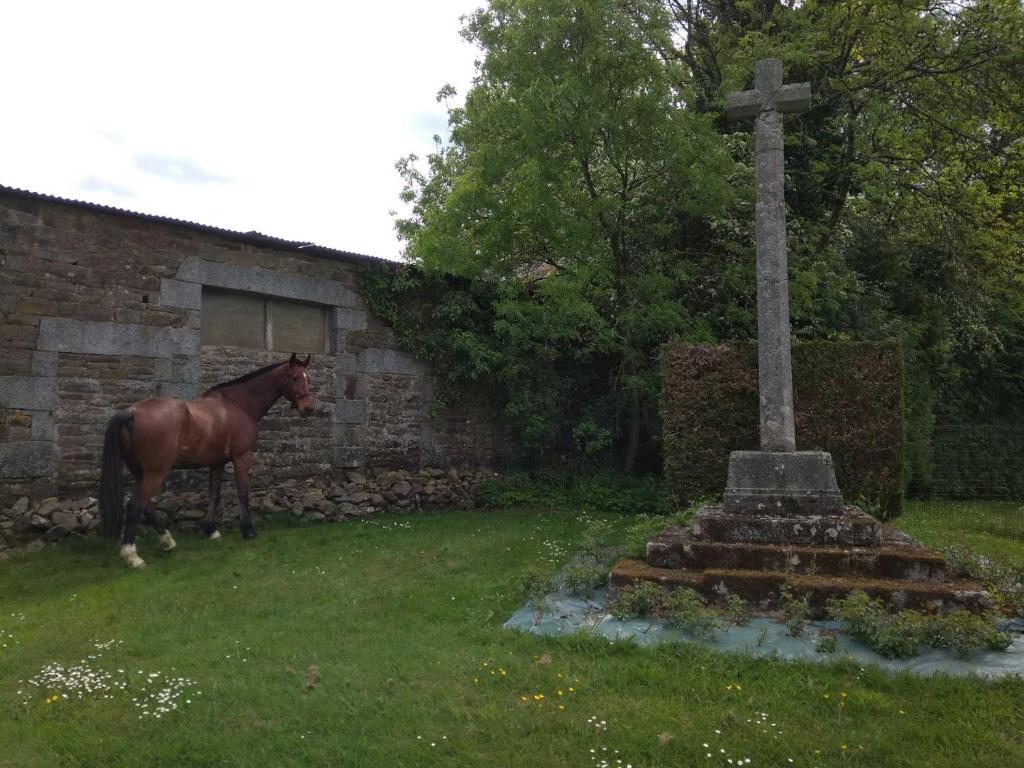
[[0, 183, 398, 268]]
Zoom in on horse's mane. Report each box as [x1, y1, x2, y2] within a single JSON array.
[[204, 361, 287, 394]]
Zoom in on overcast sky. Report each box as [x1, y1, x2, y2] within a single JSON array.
[[0, 1, 481, 260]]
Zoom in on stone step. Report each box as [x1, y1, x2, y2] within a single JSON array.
[[691, 505, 880, 547], [608, 557, 989, 617], [646, 527, 947, 581]]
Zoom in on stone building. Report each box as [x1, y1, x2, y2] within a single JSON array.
[[0, 185, 495, 504]]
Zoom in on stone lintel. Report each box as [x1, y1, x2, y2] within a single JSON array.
[[37, 317, 199, 358], [176, 257, 359, 308], [724, 450, 842, 515]]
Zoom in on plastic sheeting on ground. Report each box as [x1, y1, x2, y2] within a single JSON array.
[[504, 588, 1024, 679]]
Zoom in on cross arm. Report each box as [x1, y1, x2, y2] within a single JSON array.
[[725, 89, 762, 120], [774, 82, 811, 114], [725, 82, 811, 121]]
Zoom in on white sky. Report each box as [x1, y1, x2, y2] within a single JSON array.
[[0, 1, 481, 260]]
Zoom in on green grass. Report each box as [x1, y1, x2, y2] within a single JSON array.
[[898, 500, 1024, 565], [0, 503, 1022, 767]]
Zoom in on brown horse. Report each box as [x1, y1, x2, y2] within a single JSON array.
[[98, 353, 315, 568]]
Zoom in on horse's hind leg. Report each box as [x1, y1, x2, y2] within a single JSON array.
[[203, 464, 225, 540], [120, 491, 146, 569], [129, 460, 175, 552], [121, 472, 167, 568]]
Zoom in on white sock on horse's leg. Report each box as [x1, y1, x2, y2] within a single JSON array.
[[120, 543, 146, 569], [159, 531, 176, 552]]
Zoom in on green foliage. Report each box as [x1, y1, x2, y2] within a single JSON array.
[[828, 592, 1013, 660], [661, 588, 721, 640], [517, 563, 559, 610], [918, 610, 1014, 659], [662, 342, 904, 517], [943, 545, 1024, 617], [815, 632, 839, 655], [828, 593, 923, 659], [725, 593, 752, 627], [781, 589, 812, 638], [622, 515, 671, 558], [608, 582, 663, 620], [391, 0, 734, 471], [383, 0, 1024, 483], [561, 557, 608, 595]]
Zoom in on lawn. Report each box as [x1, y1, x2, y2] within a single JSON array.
[[0, 501, 1022, 767]]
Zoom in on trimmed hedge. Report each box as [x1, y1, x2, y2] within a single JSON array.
[[662, 342, 905, 519]]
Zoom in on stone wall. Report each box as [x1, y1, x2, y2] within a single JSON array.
[[0, 187, 496, 507], [0, 468, 495, 554]]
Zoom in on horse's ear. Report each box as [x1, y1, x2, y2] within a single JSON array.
[[289, 353, 298, 367], [302, 354, 312, 368]]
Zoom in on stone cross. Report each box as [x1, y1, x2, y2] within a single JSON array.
[[726, 58, 810, 453]]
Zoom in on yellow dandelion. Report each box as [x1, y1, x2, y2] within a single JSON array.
[[840, 692, 848, 698], [474, 678, 479, 684], [841, 744, 848, 751], [520, 696, 528, 702], [558, 704, 565, 710], [569, 687, 575, 693], [558, 690, 564, 696]]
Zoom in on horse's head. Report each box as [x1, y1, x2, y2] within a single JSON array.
[[283, 353, 315, 417]]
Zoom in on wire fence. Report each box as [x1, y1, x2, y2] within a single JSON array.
[[910, 424, 1024, 501]]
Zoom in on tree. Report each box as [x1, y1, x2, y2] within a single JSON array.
[[394, 0, 733, 470]]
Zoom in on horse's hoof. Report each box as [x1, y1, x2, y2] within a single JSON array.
[[159, 532, 177, 552], [208, 530, 221, 541], [241, 527, 257, 540], [120, 544, 146, 569]]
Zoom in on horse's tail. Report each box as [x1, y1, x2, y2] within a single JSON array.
[[99, 411, 133, 540]]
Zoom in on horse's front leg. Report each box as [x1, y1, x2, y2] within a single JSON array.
[[203, 464, 225, 540], [234, 452, 257, 540]]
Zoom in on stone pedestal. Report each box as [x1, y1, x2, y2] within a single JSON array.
[[723, 451, 843, 515], [608, 449, 988, 617]]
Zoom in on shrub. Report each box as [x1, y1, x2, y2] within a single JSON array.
[[662, 588, 721, 640], [827, 592, 921, 659], [918, 610, 1013, 659], [828, 592, 1012, 659], [662, 342, 904, 519], [816, 632, 839, 654], [561, 557, 608, 595], [943, 545, 1024, 617], [517, 563, 558, 610], [781, 589, 811, 637], [608, 582, 663, 620], [725, 593, 752, 627]]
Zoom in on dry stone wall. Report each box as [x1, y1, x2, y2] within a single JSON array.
[[0, 469, 494, 555], [0, 187, 497, 524]]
